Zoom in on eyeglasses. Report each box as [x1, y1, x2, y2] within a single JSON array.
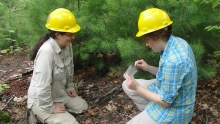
[[64, 33, 75, 38]]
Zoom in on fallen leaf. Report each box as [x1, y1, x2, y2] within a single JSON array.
[[14, 95, 27, 102], [105, 103, 117, 111], [88, 109, 95, 116], [201, 104, 208, 110], [84, 118, 92, 124]]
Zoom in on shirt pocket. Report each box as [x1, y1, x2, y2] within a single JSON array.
[[53, 62, 65, 81], [64, 56, 73, 76]]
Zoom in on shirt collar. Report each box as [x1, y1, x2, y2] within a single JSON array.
[[49, 37, 62, 54], [160, 35, 175, 58]]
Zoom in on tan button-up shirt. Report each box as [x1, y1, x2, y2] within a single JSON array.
[[28, 37, 74, 113]]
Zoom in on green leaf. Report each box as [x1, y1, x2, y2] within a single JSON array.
[[4, 38, 11, 41], [0, 49, 8, 54], [14, 48, 21, 52], [0, 87, 3, 92], [4, 86, 10, 88], [9, 30, 15, 33], [0, 113, 10, 122], [3, 84, 10, 88]]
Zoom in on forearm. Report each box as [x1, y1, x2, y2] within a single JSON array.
[[36, 86, 55, 113], [136, 85, 170, 107], [146, 65, 158, 75]]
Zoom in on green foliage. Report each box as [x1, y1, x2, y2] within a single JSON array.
[[205, 25, 220, 31], [190, 41, 216, 79], [0, 84, 10, 93], [75, 0, 219, 79], [0, 112, 10, 123], [202, 0, 220, 32], [0, 0, 26, 51], [0, 0, 219, 79]]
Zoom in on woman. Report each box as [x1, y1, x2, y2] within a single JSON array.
[[122, 8, 197, 124], [28, 8, 88, 124]]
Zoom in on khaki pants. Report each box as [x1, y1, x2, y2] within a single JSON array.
[[31, 96, 88, 124], [122, 79, 158, 124]]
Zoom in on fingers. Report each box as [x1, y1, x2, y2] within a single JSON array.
[[135, 59, 145, 67], [72, 92, 77, 97], [134, 60, 141, 67], [123, 73, 131, 81], [68, 91, 73, 96], [54, 103, 66, 113], [69, 91, 76, 97], [67, 90, 77, 97], [60, 107, 66, 112], [59, 105, 66, 112]]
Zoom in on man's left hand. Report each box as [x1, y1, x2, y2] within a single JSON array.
[[123, 73, 140, 91]]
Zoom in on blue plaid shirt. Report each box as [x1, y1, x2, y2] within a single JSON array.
[[146, 35, 198, 124]]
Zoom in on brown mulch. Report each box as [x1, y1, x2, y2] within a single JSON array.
[[0, 50, 219, 124]]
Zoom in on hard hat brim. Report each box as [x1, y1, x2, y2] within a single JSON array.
[[136, 22, 173, 37], [46, 24, 81, 33]]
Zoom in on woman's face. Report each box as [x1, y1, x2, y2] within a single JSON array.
[[56, 32, 75, 48]]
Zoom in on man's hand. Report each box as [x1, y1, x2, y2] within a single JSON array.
[[134, 59, 150, 71], [53, 103, 66, 113], [123, 73, 140, 91], [67, 90, 77, 97]]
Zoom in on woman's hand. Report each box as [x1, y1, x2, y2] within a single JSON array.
[[67, 90, 77, 97], [53, 103, 66, 113], [134, 59, 150, 71], [123, 73, 140, 91]]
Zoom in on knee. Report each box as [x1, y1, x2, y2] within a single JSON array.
[[122, 80, 129, 93], [122, 80, 126, 91], [82, 102, 88, 111], [48, 118, 79, 124]]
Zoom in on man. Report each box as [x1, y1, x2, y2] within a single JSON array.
[[122, 8, 197, 124]]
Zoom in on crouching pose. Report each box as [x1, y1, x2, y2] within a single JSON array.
[[28, 8, 88, 124], [122, 8, 197, 124]]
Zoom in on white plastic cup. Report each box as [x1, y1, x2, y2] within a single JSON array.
[[124, 65, 137, 78]]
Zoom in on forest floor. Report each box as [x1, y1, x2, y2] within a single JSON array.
[[0, 49, 219, 124]]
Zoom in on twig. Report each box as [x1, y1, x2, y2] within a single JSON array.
[[124, 114, 132, 119], [205, 113, 209, 124], [114, 109, 132, 120], [1, 94, 15, 111], [0, 70, 6, 73], [0, 70, 7, 78], [24, 68, 33, 70], [114, 109, 124, 119]]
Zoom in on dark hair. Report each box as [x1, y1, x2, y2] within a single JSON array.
[[143, 25, 172, 42], [30, 30, 65, 61]]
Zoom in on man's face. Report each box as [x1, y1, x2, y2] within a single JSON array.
[[143, 37, 163, 52]]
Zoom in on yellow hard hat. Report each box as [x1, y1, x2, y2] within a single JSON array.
[[46, 8, 80, 33], [136, 8, 173, 37]]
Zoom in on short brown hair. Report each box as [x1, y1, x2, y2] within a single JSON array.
[[142, 25, 172, 42]]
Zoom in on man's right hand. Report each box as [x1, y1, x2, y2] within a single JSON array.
[[53, 103, 66, 113], [134, 59, 150, 71]]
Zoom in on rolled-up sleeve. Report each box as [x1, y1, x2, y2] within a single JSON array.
[[158, 62, 188, 104], [35, 50, 55, 113]]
